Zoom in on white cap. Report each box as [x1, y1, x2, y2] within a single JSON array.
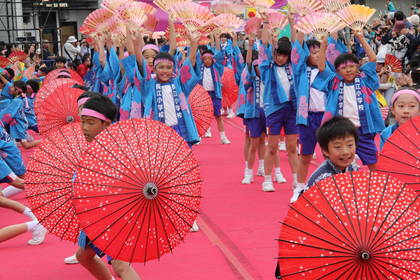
[[67, 36, 77, 43]]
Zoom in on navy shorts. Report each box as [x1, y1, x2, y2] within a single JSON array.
[[78, 230, 113, 264], [298, 112, 324, 155], [266, 103, 298, 135], [356, 129, 378, 165], [244, 108, 266, 138], [208, 91, 222, 117]]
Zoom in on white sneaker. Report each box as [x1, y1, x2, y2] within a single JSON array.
[[28, 224, 47, 245], [204, 129, 212, 138], [190, 221, 199, 232], [227, 111, 236, 118], [278, 141, 286, 151], [275, 172, 287, 183], [262, 182, 275, 192], [241, 174, 253, 184], [256, 167, 265, 176], [64, 254, 79, 264], [290, 184, 305, 203], [220, 136, 231, 144]]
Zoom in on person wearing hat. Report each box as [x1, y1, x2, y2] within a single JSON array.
[[63, 35, 81, 64]]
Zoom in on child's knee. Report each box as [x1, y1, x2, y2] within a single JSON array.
[[76, 248, 94, 264], [111, 260, 131, 277]]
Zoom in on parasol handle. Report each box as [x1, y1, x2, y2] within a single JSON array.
[[143, 183, 158, 200]]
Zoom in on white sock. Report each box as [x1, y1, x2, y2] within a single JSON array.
[[264, 175, 272, 183], [274, 168, 282, 174], [220, 131, 226, 138], [292, 173, 297, 185], [245, 168, 253, 176], [1, 186, 23, 198], [258, 160, 264, 168], [26, 221, 38, 232], [23, 207, 37, 221]]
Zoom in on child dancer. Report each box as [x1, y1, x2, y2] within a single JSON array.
[[290, 30, 328, 201], [259, 18, 298, 192], [314, 32, 385, 169], [380, 88, 420, 149], [237, 36, 266, 184], [196, 33, 231, 144], [76, 95, 140, 280]]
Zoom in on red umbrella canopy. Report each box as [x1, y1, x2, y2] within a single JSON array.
[[377, 116, 419, 192], [35, 85, 83, 135], [221, 67, 239, 108], [188, 84, 214, 137], [277, 171, 419, 279], [25, 123, 88, 242], [36, 78, 80, 107], [43, 68, 83, 85], [73, 118, 202, 263]]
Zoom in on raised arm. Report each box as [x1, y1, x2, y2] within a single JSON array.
[[188, 32, 200, 67], [261, 13, 270, 45], [318, 36, 328, 72], [133, 29, 145, 71], [97, 35, 106, 68], [168, 16, 176, 55], [214, 32, 221, 51], [354, 31, 376, 62]]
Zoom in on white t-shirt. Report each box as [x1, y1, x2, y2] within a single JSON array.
[[257, 77, 265, 108], [275, 66, 290, 100], [202, 67, 215, 91], [162, 85, 178, 126], [308, 68, 326, 112], [343, 84, 361, 127]]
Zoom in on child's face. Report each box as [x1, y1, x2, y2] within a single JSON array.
[[8, 85, 18, 96], [323, 135, 356, 171], [337, 62, 359, 83], [392, 93, 420, 125], [308, 47, 320, 67], [143, 49, 158, 68], [154, 61, 173, 83], [81, 116, 109, 142], [56, 62, 65, 69], [84, 58, 91, 65], [275, 54, 289, 66], [203, 56, 213, 67]]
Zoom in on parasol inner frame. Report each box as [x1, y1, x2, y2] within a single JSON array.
[[360, 251, 370, 261], [143, 182, 158, 200], [66, 115, 75, 123]]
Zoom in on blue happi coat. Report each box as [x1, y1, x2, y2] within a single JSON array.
[[142, 58, 200, 144], [236, 64, 263, 119], [194, 50, 225, 99], [312, 62, 385, 134]]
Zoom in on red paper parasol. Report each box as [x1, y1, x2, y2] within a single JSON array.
[[377, 116, 419, 192], [25, 123, 87, 242], [221, 67, 239, 108], [8, 50, 27, 64], [43, 68, 84, 85], [188, 84, 214, 137], [73, 118, 202, 263], [385, 54, 402, 73], [36, 85, 83, 135], [0, 56, 10, 68], [277, 171, 419, 279], [36, 78, 80, 107]]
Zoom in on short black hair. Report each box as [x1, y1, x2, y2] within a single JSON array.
[[83, 95, 117, 122], [13, 80, 27, 93], [334, 53, 359, 69], [394, 11, 406, 21], [81, 54, 90, 63], [220, 33, 232, 40], [152, 52, 174, 66], [38, 66, 49, 74], [198, 45, 208, 53], [411, 67, 420, 85], [317, 116, 359, 152], [276, 37, 292, 56], [306, 39, 320, 49], [251, 50, 259, 62], [55, 56, 67, 64], [72, 84, 89, 91], [77, 91, 102, 102], [26, 79, 40, 93]]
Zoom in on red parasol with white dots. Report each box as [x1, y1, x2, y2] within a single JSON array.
[[43, 68, 84, 85], [36, 85, 83, 135], [277, 171, 419, 279], [188, 84, 214, 137], [72, 118, 202, 263], [25, 123, 87, 242], [377, 116, 419, 192]]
